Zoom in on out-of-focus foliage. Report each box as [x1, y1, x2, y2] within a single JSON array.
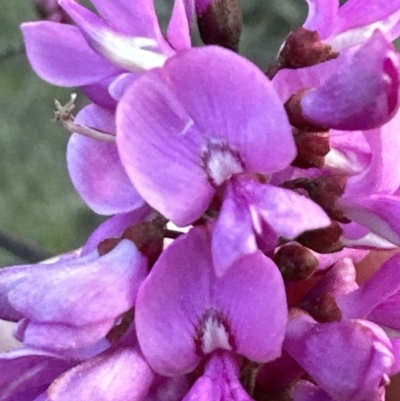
[[0, 0, 305, 266]]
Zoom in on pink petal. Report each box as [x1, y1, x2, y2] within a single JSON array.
[[303, 0, 339, 39], [167, 0, 194, 50], [15, 319, 114, 351], [301, 31, 400, 130], [8, 240, 147, 326], [285, 312, 393, 401], [59, 0, 169, 71], [136, 225, 287, 376], [67, 104, 144, 215], [47, 346, 154, 401], [21, 21, 120, 86]]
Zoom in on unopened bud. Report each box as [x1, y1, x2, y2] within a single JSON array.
[[278, 28, 338, 69], [285, 90, 328, 132], [296, 221, 343, 254], [282, 176, 349, 222], [196, 0, 243, 51], [122, 218, 165, 267], [300, 292, 342, 323], [291, 128, 330, 169], [274, 244, 318, 281], [97, 237, 122, 256], [34, 0, 73, 23]]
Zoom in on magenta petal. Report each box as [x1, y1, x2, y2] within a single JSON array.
[[108, 73, 138, 101], [21, 22, 120, 86], [237, 180, 330, 239], [272, 57, 339, 103], [0, 348, 74, 401], [8, 240, 147, 326], [89, 0, 162, 38], [212, 191, 257, 276], [183, 352, 253, 401], [345, 120, 400, 197], [285, 312, 393, 401], [167, 0, 194, 51], [117, 46, 295, 225], [82, 77, 118, 109], [303, 0, 339, 39], [0, 264, 35, 322], [213, 252, 287, 362], [146, 375, 190, 401], [136, 225, 287, 376], [337, 254, 400, 328], [59, 0, 168, 71], [48, 346, 154, 401], [67, 104, 144, 215], [301, 31, 400, 130], [15, 319, 114, 351], [339, 194, 400, 245], [335, 0, 400, 36]]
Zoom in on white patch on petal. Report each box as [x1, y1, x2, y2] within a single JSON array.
[[202, 140, 244, 186], [92, 29, 167, 71], [201, 316, 232, 355], [329, 10, 400, 52], [180, 119, 194, 136]]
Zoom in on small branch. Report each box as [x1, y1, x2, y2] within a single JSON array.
[[54, 94, 116, 143], [163, 229, 184, 239], [0, 229, 53, 263]]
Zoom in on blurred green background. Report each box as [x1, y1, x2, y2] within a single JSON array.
[[0, 0, 306, 266]]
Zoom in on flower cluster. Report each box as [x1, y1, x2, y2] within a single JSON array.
[[2, 0, 400, 400]]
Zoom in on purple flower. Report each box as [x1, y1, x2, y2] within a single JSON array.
[[135, 224, 288, 376], [303, 0, 400, 51], [284, 310, 394, 401], [0, 232, 147, 352], [276, 31, 400, 131], [22, 0, 193, 107], [117, 46, 330, 273], [8, 0, 400, 398]]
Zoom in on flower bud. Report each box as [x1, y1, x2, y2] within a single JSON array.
[[34, 0, 73, 23], [195, 0, 243, 51], [291, 128, 330, 169], [274, 244, 318, 281], [278, 28, 338, 69], [296, 221, 343, 254]]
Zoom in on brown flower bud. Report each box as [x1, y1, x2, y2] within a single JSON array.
[[196, 0, 243, 51], [296, 221, 343, 254], [291, 128, 330, 169], [278, 28, 339, 69], [274, 244, 318, 281], [282, 175, 349, 222]]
